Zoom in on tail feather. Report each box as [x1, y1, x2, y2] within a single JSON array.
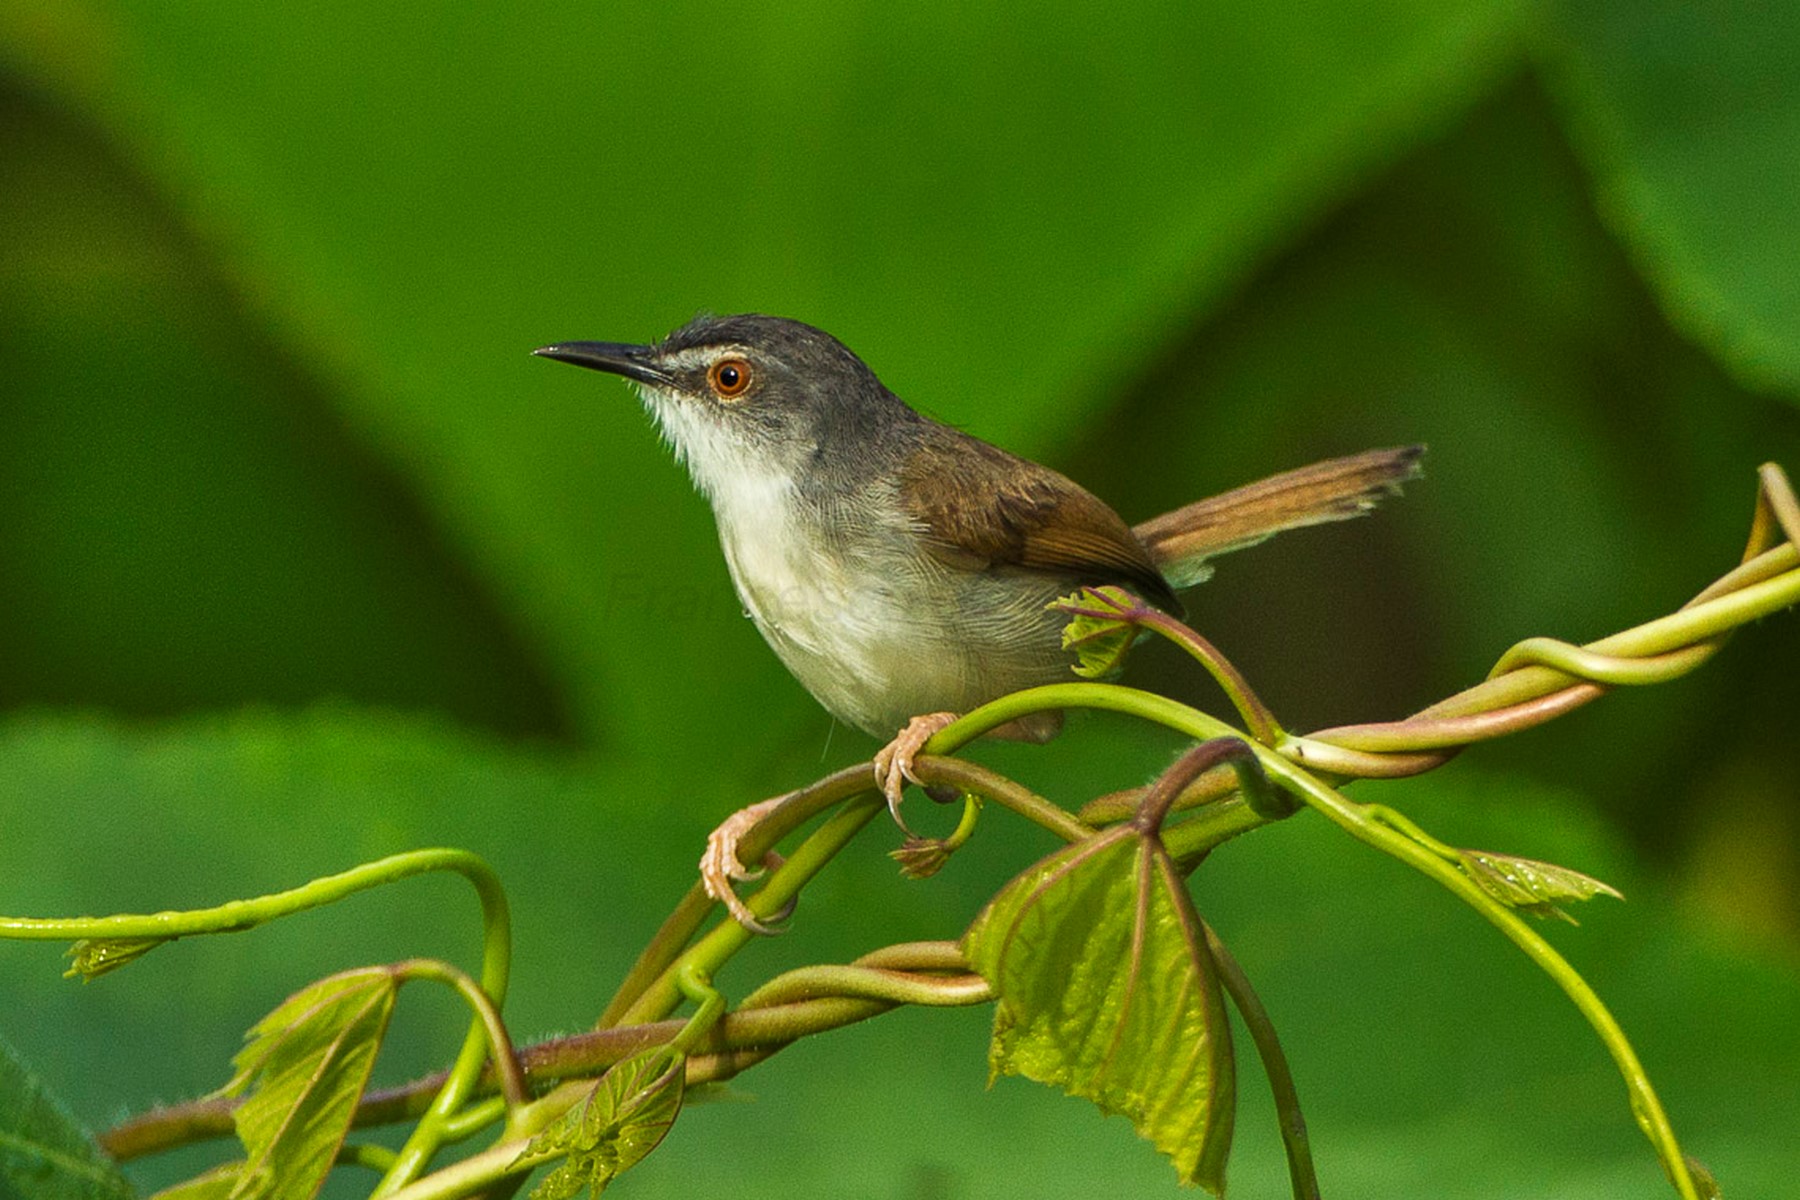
[[1135, 445, 1425, 589]]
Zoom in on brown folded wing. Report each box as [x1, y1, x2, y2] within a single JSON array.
[[901, 432, 1181, 614]]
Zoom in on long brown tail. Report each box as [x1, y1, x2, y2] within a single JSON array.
[[1134, 445, 1425, 588]]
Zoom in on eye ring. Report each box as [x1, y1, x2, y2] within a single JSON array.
[[708, 357, 753, 399]]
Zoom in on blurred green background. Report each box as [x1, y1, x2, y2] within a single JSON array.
[[2, 1, 1798, 1196]]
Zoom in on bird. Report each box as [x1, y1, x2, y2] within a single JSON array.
[[535, 314, 1420, 926]]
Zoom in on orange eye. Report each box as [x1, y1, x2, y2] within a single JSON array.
[[709, 357, 752, 399]]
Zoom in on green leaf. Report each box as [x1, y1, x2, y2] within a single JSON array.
[[0, 1035, 134, 1200], [1459, 848, 1623, 922], [962, 822, 1236, 1192], [518, 1047, 685, 1199], [1537, 1, 1800, 398], [146, 1163, 249, 1200], [63, 938, 167, 981], [0, 78, 565, 742], [1051, 586, 1147, 679], [220, 967, 398, 1200]]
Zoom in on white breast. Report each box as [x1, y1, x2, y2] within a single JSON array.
[[716, 469, 841, 636], [708, 458, 968, 734]]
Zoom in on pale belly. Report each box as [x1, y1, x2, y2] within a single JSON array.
[[719, 521, 1072, 736]]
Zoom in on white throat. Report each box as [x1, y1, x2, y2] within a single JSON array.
[[638, 386, 812, 607]]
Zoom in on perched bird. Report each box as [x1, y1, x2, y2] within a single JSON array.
[[536, 314, 1420, 925]]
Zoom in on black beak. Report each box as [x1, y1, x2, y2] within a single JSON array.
[[532, 341, 674, 387]]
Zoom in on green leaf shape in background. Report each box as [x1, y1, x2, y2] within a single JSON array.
[[1537, 0, 1800, 399], [0, 0, 1530, 761], [520, 1047, 685, 1200], [963, 815, 1235, 1191], [0, 79, 568, 740], [218, 966, 398, 1200], [0, 1034, 133, 1200]]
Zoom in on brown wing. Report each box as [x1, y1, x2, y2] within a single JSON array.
[[901, 431, 1181, 613]]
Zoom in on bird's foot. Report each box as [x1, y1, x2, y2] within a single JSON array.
[[872, 711, 959, 832], [700, 793, 792, 935]]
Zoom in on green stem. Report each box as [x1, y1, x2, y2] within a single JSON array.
[[597, 765, 875, 1027], [738, 964, 991, 1010], [669, 961, 728, 1056], [942, 791, 982, 850], [852, 941, 971, 970], [0, 851, 516, 1195], [435, 1097, 506, 1145], [1694, 540, 1797, 605], [1163, 794, 1268, 866], [1204, 925, 1319, 1200], [908, 756, 1091, 843], [926, 685, 1285, 864], [1262, 765, 1701, 1199], [378, 1136, 537, 1200], [1363, 805, 1462, 864], [338, 1142, 401, 1174], [925, 682, 1220, 752], [0, 850, 509, 983], [617, 796, 887, 1027], [1135, 608, 1285, 744], [1749, 462, 1800, 552], [595, 883, 712, 1029], [0, 849, 514, 1194], [1056, 587, 1284, 743], [392, 959, 528, 1113], [1487, 637, 1713, 684], [374, 1055, 498, 1192]]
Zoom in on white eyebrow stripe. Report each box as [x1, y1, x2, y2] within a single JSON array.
[[662, 345, 750, 372]]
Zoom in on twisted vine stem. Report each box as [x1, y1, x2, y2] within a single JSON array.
[[1292, 462, 1800, 774]]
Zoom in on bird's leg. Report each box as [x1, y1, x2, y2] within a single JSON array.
[[872, 712, 960, 832], [700, 793, 793, 935]]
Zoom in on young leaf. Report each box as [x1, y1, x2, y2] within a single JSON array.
[[961, 822, 1236, 1193], [1460, 850, 1624, 923], [219, 966, 398, 1200], [517, 1046, 685, 1199], [0, 1033, 134, 1200], [64, 937, 167, 981], [1050, 585, 1148, 678]]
